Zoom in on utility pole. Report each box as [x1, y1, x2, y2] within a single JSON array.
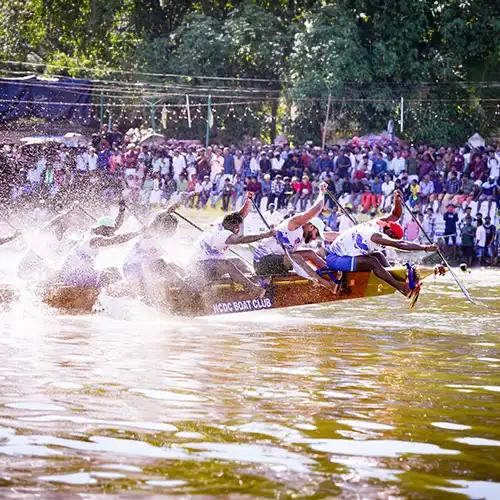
[[400, 96, 404, 133], [322, 93, 332, 150], [206, 95, 212, 148]]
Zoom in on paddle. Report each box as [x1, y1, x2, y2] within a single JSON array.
[[397, 191, 485, 308], [324, 190, 358, 225], [172, 209, 254, 267], [0, 213, 20, 245], [123, 202, 147, 228], [76, 205, 97, 222], [0, 212, 20, 232]]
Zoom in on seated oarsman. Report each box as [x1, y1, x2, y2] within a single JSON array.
[[58, 207, 143, 288], [17, 205, 81, 281], [191, 192, 275, 298], [325, 191, 437, 296], [123, 202, 185, 289], [253, 182, 339, 292]]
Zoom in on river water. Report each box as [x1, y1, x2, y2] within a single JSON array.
[[0, 219, 499, 498]]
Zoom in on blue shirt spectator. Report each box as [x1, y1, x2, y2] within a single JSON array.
[[223, 149, 234, 175]]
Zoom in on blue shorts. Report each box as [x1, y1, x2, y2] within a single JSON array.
[[326, 253, 357, 272]]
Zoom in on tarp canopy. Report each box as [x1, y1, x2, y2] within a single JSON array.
[[0, 75, 93, 125], [20, 132, 89, 147]]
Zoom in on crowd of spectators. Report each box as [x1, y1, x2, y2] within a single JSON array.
[[0, 124, 498, 266]]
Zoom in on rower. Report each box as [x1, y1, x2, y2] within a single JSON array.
[[325, 191, 437, 296], [190, 192, 275, 298], [17, 206, 80, 281], [122, 203, 185, 287], [58, 205, 142, 288], [252, 182, 338, 291]]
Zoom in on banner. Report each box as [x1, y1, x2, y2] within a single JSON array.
[[0, 76, 93, 124]]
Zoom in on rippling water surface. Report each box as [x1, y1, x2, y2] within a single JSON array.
[[0, 261, 499, 498]]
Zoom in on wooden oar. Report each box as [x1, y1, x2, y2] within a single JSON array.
[[324, 190, 358, 225], [397, 191, 485, 308], [0, 212, 19, 232], [172, 210, 254, 267], [123, 203, 147, 228], [76, 205, 97, 222]]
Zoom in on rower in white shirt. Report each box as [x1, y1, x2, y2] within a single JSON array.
[[189, 193, 274, 298]]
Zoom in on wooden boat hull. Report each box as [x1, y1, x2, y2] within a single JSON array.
[[169, 266, 429, 316], [0, 266, 435, 316]]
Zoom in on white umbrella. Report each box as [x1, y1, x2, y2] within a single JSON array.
[[468, 132, 485, 149], [139, 133, 166, 147], [63, 132, 89, 147]]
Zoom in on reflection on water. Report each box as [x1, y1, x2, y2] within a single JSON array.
[[0, 268, 499, 497]]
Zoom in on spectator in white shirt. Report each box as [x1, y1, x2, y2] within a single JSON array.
[[475, 220, 487, 265], [381, 174, 395, 212], [210, 149, 224, 182], [487, 150, 499, 180], [76, 150, 87, 173], [87, 148, 98, 172], [172, 149, 186, 181], [390, 150, 406, 176], [271, 153, 285, 174], [249, 152, 260, 176], [151, 152, 164, 174]]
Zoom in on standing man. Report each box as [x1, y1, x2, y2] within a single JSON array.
[[460, 215, 476, 267], [172, 149, 186, 181], [474, 219, 487, 266], [483, 216, 496, 265], [443, 204, 459, 258]]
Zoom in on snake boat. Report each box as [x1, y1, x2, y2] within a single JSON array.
[[1, 265, 438, 316]]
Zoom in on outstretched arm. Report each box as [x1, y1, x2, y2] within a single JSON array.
[[90, 230, 141, 248], [371, 233, 436, 252], [226, 229, 275, 245], [237, 191, 254, 218], [113, 200, 127, 230], [288, 182, 327, 230], [379, 190, 403, 223], [150, 200, 183, 226]]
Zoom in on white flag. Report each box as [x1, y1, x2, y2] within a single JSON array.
[[161, 105, 168, 129], [186, 95, 192, 128]]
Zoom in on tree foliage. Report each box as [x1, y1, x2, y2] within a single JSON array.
[[0, 0, 498, 144]]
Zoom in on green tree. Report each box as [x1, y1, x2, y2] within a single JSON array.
[[288, 0, 499, 144]]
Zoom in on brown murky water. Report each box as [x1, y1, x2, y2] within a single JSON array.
[[0, 229, 499, 497]]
